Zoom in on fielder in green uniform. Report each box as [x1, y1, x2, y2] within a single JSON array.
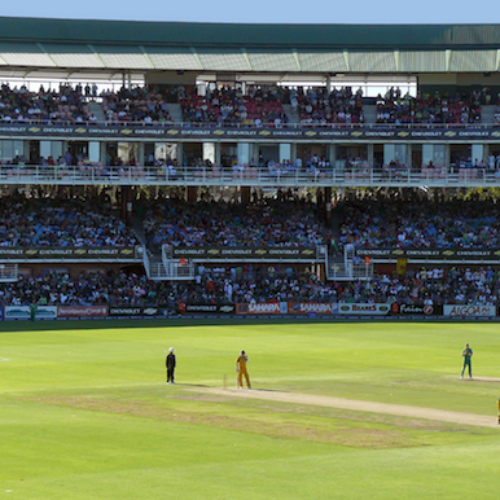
[[460, 343, 473, 379]]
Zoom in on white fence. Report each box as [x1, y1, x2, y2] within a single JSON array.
[[0, 263, 18, 282]]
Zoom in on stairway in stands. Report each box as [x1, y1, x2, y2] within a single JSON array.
[[283, 104, 300, 125], [168, 103, 183, 123], [363, 105, 377, 125], [88, 101, 106, 122], [481, 105, 495, 125]]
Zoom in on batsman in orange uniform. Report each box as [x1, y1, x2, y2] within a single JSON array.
[[236, 350, 251, 389]]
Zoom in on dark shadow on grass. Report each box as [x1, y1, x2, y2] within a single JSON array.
[[1, 318, 499, 334]]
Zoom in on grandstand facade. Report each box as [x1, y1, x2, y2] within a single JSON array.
[[2, 18, 500, 318]]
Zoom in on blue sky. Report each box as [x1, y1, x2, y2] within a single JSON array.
[[2, 0, 500, 24]]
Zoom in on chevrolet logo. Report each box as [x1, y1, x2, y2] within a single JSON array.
[[26, 249, 38, 255], [443, 250, 454, 256], [394, 250, 404, 255], [351, 131, 363, 137], [208, 249, 220, 254], [75, 128, 87, 134], [75, 249, 86, 255], [121, 129, 132, 135], [398, 131, 409, 137], [213, 130, 225, 135], [121, 249, 133, 255], [305, 131, 317, 137], [29, 127, 41, 133], [492, 131, 500, 138], [167, 129, 179, 135], [445, 131, 456, 137], [255, 249, 267, 255], [303, 250, 314, 255], [259, 131, 271, 136]]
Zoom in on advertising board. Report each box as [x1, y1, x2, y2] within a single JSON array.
[[443, 305, 496, 317], [57, 306, 108, 318], [181, 304, 236, 314], [4, 306, 58, 320], [392, 304, 443, 316], [236, 303, 288, 315], [337, 303, 391, 316], [288, 303, 338, 315]]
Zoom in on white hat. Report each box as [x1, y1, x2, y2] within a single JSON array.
[[169, 347, 174, 353]]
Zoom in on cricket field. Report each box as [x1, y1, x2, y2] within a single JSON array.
[[1, 319, 499, 499]]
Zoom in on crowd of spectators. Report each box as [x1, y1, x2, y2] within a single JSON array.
[[101, 86, 172, 126], [0, 83, 92, 124], [0, 194, 137, 247], [338, 194, 500, 249], [142, 196, 329, 248], [295, 87, 365, 126], [376, 87, 482, 125], [2, 265, 500, 307], [179, 85, 289, 127]]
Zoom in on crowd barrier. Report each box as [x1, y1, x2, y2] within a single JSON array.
[[0, 303, 498, 320]]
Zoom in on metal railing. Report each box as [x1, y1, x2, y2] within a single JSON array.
[[1, 164, 500, 187], [327, 263, 374, 281], [0, 263, 18, 282]]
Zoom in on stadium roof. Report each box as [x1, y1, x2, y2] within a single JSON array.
[[0, 17, 499, 77]]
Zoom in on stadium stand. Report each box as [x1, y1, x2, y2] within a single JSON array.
[[2, 18, 500, 317]]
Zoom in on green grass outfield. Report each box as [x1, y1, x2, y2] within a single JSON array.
[[1, 319, 499, 499]]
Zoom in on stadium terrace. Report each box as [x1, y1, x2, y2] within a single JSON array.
[[2, 19, 500, 318]]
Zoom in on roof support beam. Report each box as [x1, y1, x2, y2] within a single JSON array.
[[445, 49, 451, 72], [343, 50, 350, 72], [139, 46, 156, 69], [87, 44, 106, 68], [36, 43, 57, 67], [241, 49, 253, 71], [394, 50, 399, 72], [292, 49, 301, 71], [496, 49, 500, 71], [190, 47, 204, 70]]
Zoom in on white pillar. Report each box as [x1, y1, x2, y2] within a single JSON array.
[[40, 141, 51, 159], [237, 143, 250, 164], [383, 144, 396, 164], [279, 143, 291, 163], [471, 144, 484, 164], [203, 142, 216, 163], [89, 141, 100, 163], [422, 144, 434, 165]]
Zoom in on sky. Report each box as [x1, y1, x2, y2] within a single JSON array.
[[1, 0, 500, 25]]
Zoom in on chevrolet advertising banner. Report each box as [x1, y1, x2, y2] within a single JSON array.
[[0, 247, 138, 260], [172, 247, 317, 261], [356, 248, 500, 261], [1, 123, 500, 141]]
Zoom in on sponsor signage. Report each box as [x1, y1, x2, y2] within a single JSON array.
[[0, 247, 138, 261], [338, 303, 391, 315], [172, 247, 317, 261], [4, 306, 57, 320], [443, 305, 496, 317], [288, 303, 338, 315], [181, 304, 236, 314], [109, 307, 144, 317], [108, 307, 159, 317], [356, 248, 500, 261], [57, 306, 108, 318], [1, 123, 500, 141], [236, 303, 288, 315], [392, 303, 443, 316]]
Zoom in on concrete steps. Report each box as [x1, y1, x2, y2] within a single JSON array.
[[363, 105, 377, 124]]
